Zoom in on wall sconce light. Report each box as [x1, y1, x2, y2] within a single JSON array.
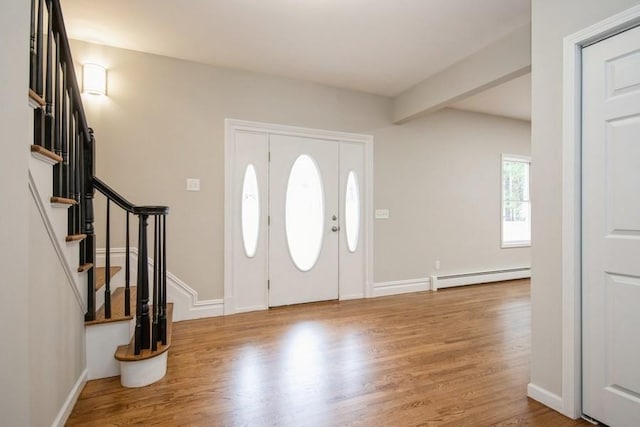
[[82, 63, 107, 95]]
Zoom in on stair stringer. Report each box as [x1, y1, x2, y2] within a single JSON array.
[[28, 158, 86, 312]]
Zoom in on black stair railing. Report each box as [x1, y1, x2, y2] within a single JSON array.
[[93, 178, 169, 353], [29, 0, 169, 354]]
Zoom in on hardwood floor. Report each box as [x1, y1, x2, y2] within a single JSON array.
[[68, 280, 589, 426]]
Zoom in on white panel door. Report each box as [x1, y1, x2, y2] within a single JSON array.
[[269, 134, 339, 306], [582, 25, 640, 427]]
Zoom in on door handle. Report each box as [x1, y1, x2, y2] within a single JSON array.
[[332, 226, 340, 232]]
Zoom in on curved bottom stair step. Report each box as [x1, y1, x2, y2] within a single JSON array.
[[116, 303, 174, 388]]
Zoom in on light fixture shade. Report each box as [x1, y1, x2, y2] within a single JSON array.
[[83, 63, 107, 95]]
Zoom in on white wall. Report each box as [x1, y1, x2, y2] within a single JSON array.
[[0, 1, 31, 425], [28, 197, 86, 426], [70, 39, 390, 301], [372, 109, 531, 282], [530, 0, 640, 400], [69, 39, 531, 302]]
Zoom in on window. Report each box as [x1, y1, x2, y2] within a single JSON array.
[[502, 155, 531, 247], [285, 154, 325, 271], [344, 170, 360, 253], [241, 164, 260, 258]]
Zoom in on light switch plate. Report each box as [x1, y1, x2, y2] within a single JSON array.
[[375, 209, 390, 219], [186, 178, 200, 191]]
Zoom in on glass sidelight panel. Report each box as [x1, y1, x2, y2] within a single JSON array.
[[285, 154, 324, 271], [241, 164, 260, 258], [345, 171, 360, 252]]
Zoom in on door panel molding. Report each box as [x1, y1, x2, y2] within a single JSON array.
[[560, 4, 640, 420], [224, 119, 374, 314]]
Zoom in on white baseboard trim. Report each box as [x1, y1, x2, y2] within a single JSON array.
[[96, 248, 223, 321], [52, 368, 87, 427], [233, 305, 269, 314], [340, 293, 365, 301], [372, 278, 431, 297], [431, 267, 531, 290], [527, 382, 564, 414]]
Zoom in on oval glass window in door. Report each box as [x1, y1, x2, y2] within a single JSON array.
[[285, 154, 325, 271], [345, 170, 360, 252], [241, 164, 260, 258]]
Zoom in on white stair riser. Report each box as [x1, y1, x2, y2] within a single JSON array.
[[120, 352, 167, 388], [85, 319, 135, 380]]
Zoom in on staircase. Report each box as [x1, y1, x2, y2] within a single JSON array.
[[28, 0, 172, 388]]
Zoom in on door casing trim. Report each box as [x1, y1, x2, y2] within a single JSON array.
[[224, 119, 374, 315], [560, 5, 640, 418]]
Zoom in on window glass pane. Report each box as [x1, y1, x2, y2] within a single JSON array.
[[503, 161, 529, 201], [345, 171, 360, 252], [503, 201, 531, 243], [502, 157, 531, 245], [285, 155, 324, 271], [241, 164, 260, 258]]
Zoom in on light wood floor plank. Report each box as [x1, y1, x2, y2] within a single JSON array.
[[68, 279, 589, 426]]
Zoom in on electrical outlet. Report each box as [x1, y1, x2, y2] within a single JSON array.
[[186, 178, 200, 191], [435, 260, 441, 270], [375, 209, 390, 219]]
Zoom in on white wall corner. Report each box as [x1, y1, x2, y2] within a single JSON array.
[[52, 368, 87, 427], [372, 278, 431, 298], [527, 383, 564, 415]]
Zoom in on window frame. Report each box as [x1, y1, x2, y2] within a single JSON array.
[[501, 153, 531, 248]]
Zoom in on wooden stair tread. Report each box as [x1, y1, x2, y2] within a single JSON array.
[[30, 145, 62, 164], [65, 233, 87, 242], [96, 266, 122, 291], [85, 286, 137, 325], [115, 303, 174, 362], [77, 263, 93, 273], [51, 196, 77, 206], [28, 88, 46, 107]]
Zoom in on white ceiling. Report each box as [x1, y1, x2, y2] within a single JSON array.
[[61, 0, 531, 97], [451, 73, 531, 121]]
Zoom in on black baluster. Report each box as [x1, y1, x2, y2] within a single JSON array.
[[104, 199, 111, 319], [83, 131, 96, 322], [52, 33, 62, 196], [151, 216, 159, 351], [161, 214, 167, 345], [135, 214, 151, 354], [61, 63, 70, 204], [125, 212, 131, 317], [43, 0, 53, 151], [34, 0, 44, 95], [29, 0, 37, 91], [32, 0, 45, 148]]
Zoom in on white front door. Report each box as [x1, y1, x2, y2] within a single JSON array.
[[268, 134, 339, 306], [582, 25, 640, 426]]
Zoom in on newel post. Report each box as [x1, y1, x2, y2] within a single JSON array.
[[135, 213, 151, 354], [83, 129, 96, 321]]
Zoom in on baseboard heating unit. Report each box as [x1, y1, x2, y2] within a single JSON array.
[[430, 267, 530, 291]]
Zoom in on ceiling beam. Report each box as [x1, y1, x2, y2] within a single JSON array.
[[392, 24, 531, 124]]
